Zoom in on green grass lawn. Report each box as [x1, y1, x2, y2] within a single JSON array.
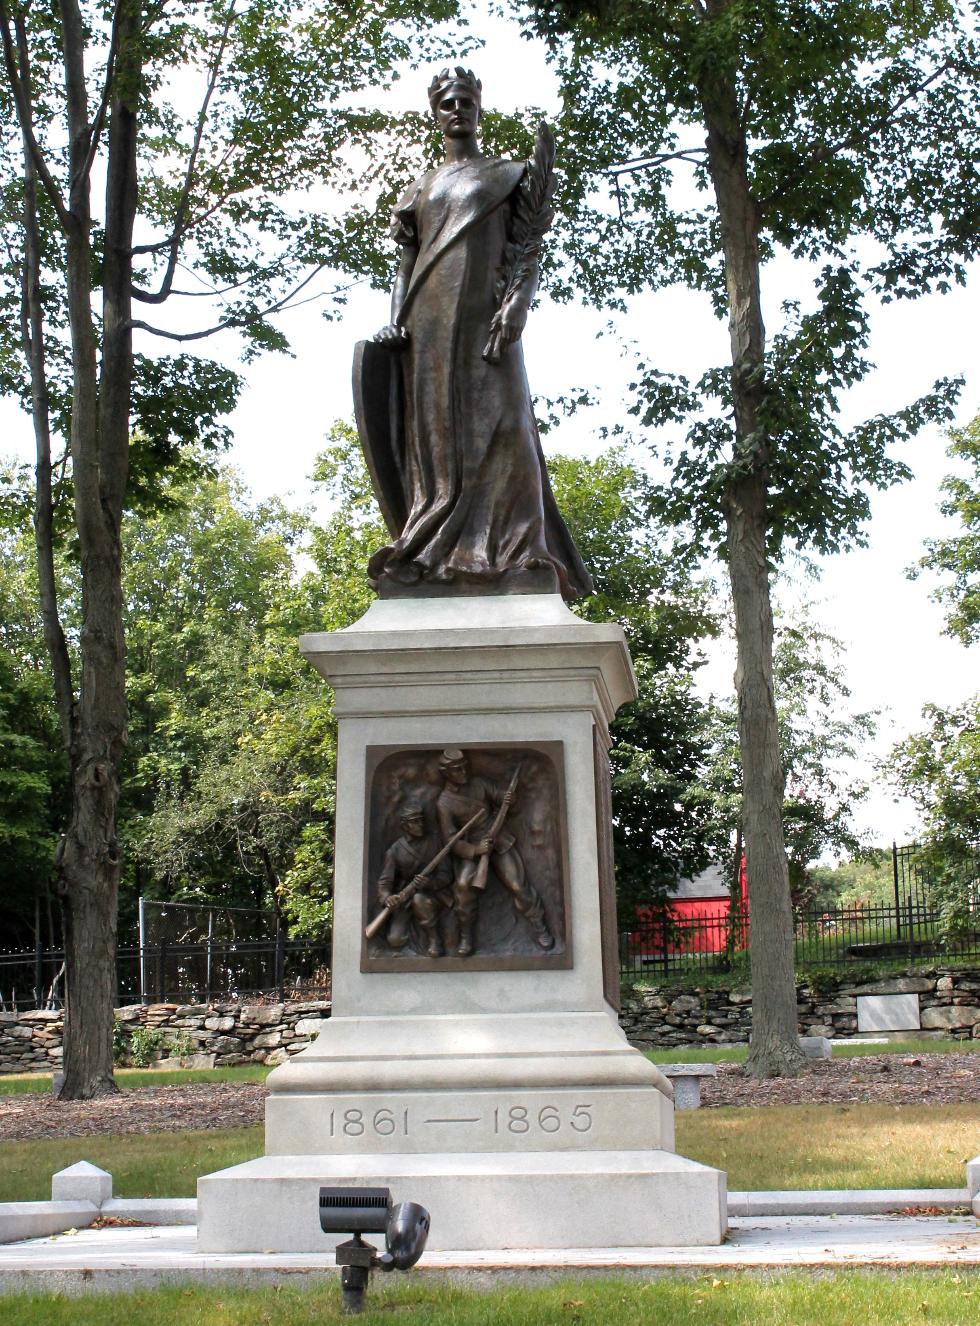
[[1, 1038, 972, 1095], [0, 1065, 269, 1095], [643, 1038, 980, 1064], [677, 1102, 980, 1191], [0, 1127, 262, 1202], [2, 1102, 977, 1202], [2, 1273, 980, 1326]]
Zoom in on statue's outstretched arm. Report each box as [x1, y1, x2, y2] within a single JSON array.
[[375, 245, 418, 348]]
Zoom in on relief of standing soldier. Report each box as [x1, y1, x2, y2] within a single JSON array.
[[435, 748, 554, 957]]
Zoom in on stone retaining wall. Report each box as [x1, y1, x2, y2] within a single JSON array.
[[0, 1000, 331, 1074], [621, 968, 980, 1049], [3, 967, 979, 1071]]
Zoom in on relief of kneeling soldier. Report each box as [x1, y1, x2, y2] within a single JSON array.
[[376, 800, 455, 958]]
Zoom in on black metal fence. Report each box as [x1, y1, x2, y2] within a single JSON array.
[[620, 897, 980, 982], [4, 844, 977, 1005], [0, 937, 331, 1012]]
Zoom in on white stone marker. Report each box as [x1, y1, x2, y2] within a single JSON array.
[[856, 993, 921, 1033], [51, 1161, 112, 1206], [197, 595, 726, 1252]]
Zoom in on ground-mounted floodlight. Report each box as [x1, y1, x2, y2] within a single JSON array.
[[319, 1186, 430, 1314]]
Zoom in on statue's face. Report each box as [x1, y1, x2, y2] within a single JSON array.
[[435, 84, 480, 140], [403, 815, 425, 839], [444, 759, 468, 786]]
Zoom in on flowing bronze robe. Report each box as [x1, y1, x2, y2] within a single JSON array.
[[365, 157, 593, 601]]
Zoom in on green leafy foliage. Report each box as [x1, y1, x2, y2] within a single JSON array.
[[915, 413, 980, 644], [114, 1021, 207, 1068], [547, 449, 720, 908], [0, 648, 64, 941], [520, 0, 979, 1074], [124, 424, 387, 939], [887, 696, 980, 937], [0, 464, 66, 945], [523, 1, 976, 559], [808, 849, 897, 909], [121, 460, 333, 936], [701, 601, 877, 905]]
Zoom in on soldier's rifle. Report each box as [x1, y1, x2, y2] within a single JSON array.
[[364, 810, 485, 940], [472, 761, 523, 893]]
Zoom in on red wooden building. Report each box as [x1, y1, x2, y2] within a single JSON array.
[[632, 859, 748, 958]]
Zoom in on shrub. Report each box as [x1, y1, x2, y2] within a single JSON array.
[[112, 1019, 129, 1066], [800, 967, 841, 998], [166, 1030, 196, 1058], [128, 1025, 166, 1068]]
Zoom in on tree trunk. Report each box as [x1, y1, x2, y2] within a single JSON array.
[[724, 824, 743, 966], [699, 34, 804, 1078], [726, 472, 803, 1076], [59, 853, 119, 1095], [53, 0, 141, 1098]]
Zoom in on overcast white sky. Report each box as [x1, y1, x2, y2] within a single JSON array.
[[3, 11, 977, 852]]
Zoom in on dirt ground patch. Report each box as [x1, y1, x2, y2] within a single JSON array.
[[701, 1052, 980, 1109], [1, 1052, 978, 1141], [0, 1081, 266, 1141]]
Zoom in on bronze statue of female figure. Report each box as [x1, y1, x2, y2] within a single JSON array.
[[354, 68, 592, 602]]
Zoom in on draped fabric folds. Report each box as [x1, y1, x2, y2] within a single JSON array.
[[365, 158, 593, 602]]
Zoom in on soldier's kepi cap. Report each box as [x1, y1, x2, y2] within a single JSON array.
[[399, 799, 425, 823], [438, 748, 467, 770]]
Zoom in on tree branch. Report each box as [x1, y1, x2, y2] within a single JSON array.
[[99, 0, 143, 523], [757, 59, 952, 216], [131, 0, 236, 304], [0, 0, 71, 227], [79, 4, 122, 187], [131, 168, 242, 259], [130, 261, 332, 340], [12, 13, 77, 751], [57, 0, 103, 550], [57, 0, 91, 210], [167, 256, 293, 299], [607, 147, 707, 178]]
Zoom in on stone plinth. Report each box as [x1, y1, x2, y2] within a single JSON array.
[[197, 595, 725, 1251]]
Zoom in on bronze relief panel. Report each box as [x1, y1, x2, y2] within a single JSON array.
[[361, 742, 570, 972]]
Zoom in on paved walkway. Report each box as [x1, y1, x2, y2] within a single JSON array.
[[1, 1216, 978, 1293]]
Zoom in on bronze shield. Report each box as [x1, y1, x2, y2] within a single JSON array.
[[352, 339, 408, 538]]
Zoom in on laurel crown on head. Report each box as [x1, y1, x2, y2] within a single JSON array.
[[427, 66, 482, 111]]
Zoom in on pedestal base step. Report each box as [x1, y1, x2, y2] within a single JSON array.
[[197, 1150, 727, 1252], [266, 1085, 674, 1155]]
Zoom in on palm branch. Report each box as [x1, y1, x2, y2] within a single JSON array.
[[482, 121, 556, 363]]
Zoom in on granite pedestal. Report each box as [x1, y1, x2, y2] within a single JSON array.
[[197, 595, 726, 1251]]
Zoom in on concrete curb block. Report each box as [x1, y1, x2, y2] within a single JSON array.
[[2, 1213, 980, 1295], [0, 1201, 98, 1245], [0, 1197, 194, 1244], [51, 1161, 111, 1206], [2, 1185, 972, 1247], [728, 1188, 970, 1217], [101, 1198, 197, 1225]]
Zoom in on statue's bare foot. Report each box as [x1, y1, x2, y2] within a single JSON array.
[[534, 928, 554, 950]]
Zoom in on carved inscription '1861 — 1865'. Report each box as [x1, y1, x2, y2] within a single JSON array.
[[362, 743, 570, 972]]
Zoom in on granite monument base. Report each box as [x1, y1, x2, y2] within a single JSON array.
[[196, 595, 726, 1251], [198, 1150, 725, 1252]]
